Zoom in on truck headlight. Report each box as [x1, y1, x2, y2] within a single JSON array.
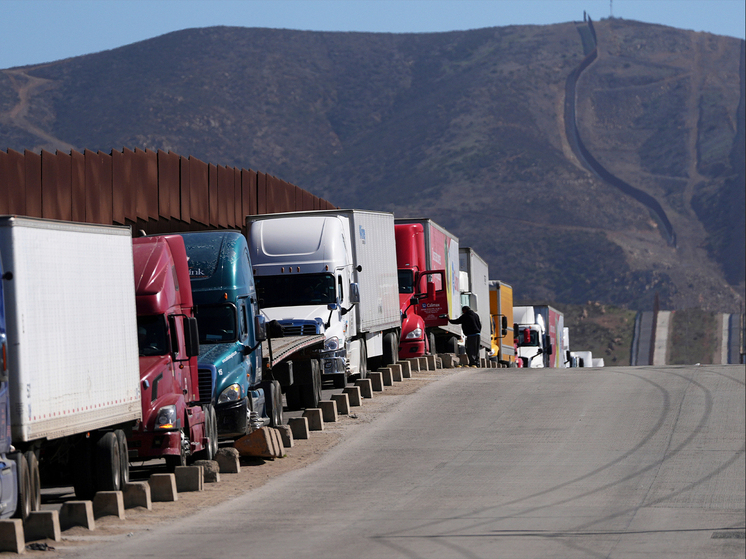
[[218, 384, 241, 404], [324, 336, 339, 351], [154, 405, 177, 430], [405, 327, 423, 340]]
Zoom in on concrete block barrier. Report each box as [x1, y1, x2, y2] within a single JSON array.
[[269, 428, 285, 457], [369, 372, 384, 392], [400, 360, 412, 378], [417, 357, 429, 371], [0, 519, 24, 553], [440, 353, 458, 368], [92, 491, 125, 519], [123, 481, 152, 510], [331, 393, 350, 415], [276, 425, 294, 448], [426, 355, 438, 370], [405, 358, 420, 374], [319, 400, 338, 422], [148, 473, 178, 502], [390, 364, 403, 381], [59, 501, 95, 531], [480, 357, 487, 368], [380, 368, 393, 386], [288, 417, 309, 439], [235, 428, 276, 459], [355, 379, 373, 399], [343, 385, 362, 406], [193, 460, 221, 482], [24, 511, 61, 543], [216, 448, 241, 473], [303, 408, 324, 431], [175, 465, 204, 492]]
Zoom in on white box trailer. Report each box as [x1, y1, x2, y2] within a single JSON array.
[[248, 210, 400, 381], [459, 247, 491, 353], [0, 216, 141, 499]]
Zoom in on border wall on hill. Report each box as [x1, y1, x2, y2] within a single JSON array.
[[0, 147, 336, 235]]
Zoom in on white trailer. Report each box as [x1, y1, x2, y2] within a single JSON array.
[[458, 248, 491, 356], [0, 216, 141, 500], [248, 210, 400, 386]]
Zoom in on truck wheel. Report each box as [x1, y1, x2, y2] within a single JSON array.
[[358, 341, 367, 379], [206, 404, 219, 459], [24, 451, 41, 512], [115, 430, 129, 485], [268, 381, 284, 427], [95, 432, 122, 492], [446, 336, 459, 355], [428, 333, 437, 356], [300, 359, 321, 409], [383, 332, 398, 366], [12, 453, 31, 521]]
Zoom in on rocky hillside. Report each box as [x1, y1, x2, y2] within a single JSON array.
[[0, 19, 743, 312]]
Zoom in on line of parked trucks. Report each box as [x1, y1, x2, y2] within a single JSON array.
[[0, 210, 596, 521]]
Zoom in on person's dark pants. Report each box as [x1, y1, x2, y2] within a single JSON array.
[[466, 335, 480, 366]]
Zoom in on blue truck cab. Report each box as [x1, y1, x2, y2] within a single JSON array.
[[175, 231, 277, 439]]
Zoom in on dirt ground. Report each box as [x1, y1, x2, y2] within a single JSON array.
[[31, 365, 462, 556]]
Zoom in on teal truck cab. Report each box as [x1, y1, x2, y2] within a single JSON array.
[[174, 231, 278, 440]]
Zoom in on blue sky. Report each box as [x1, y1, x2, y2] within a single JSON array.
[[2, 0, 744, 69]]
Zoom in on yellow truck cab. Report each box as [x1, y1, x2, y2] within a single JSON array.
[[489, 280, 515, 367]]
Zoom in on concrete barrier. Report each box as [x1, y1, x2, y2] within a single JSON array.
[[215, 447, 241, 473], [405, 358, 420, 373], [354, 378, 373, 398], [148, 473, 178, 502], [319, 400, 338, 422], [331, 393, 350, 415], [369, 372, 384, 392], [380, 368, 393, 386], [235, 428, 276, 459], [269, 428, 285, 457], [417, 356, 429, 371], [389, 364, 403, 381], [426, 355, 438, 370], [440, 353, 458, 368], [480, 357, 487, 368], [303, 408, 324, 431], [123, 481, 152, 510], [400, 360, 412, 378], [24, 511, 60, 543], [288, 417, 309, 439], [0, 519, 24, 553], [276, 425, 294, 448], [175, 465, 203, 492], [60, 501, 96, 531], [342, 385, 362, 406], [193, 460, 221, 482], [93, 491, 125, 519]]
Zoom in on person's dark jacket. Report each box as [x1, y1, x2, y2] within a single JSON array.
[[449, 308, 481, 336]]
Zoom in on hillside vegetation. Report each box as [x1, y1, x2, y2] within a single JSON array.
[[0, 19, 743, 312]]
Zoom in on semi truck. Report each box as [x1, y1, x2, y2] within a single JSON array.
[[394, 218, 461, 355], [489, 280, 515, 366], [0, 216, 141, 513], [514, 306, 549, 368], [129, 235, 218, 469], [172, 231, 277, 440], [534, 305, 565, 368], [458, 248, 491, 361], [248, 210, 401, 391]]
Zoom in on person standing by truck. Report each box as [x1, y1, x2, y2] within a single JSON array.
[[447, 306, 482, 366]]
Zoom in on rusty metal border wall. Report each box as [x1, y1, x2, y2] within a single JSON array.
[[0, 148, 336, 235]]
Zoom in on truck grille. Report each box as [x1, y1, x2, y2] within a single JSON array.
[[197, 368, 213, 405], [280, 324, 318, 336]]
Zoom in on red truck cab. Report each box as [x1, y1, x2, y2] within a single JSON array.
[[395, 224, 449, 358], [130, 235, 218, 470]]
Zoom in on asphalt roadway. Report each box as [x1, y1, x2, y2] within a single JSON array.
[[63, 364, 745, 559]]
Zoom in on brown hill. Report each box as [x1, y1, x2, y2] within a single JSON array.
[[0, 20, 743, 312]]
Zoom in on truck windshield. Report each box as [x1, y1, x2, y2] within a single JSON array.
[[137, 315, 169, 356], [255, 273, 336, 307], [398, 270, 414, 294], [195, 304, 237, 343]]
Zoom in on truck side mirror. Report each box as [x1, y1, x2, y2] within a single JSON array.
[[185, 317, 200, 357], [168, 315, 180, 355], [349, 282, 361, 304], [267, 319, 284, 339], [501, 316, 508, 337], [547, 343, 553, 356], [426, 281, 436, 301], [255, 315, 268, 341]]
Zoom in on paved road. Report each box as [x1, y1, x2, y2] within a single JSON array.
[[65, 365, 745, 558]]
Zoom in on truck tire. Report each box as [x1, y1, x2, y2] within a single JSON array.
[[115, 430, 129, 485], [206, 404, 218, 458], [24, 451, 41, 513], [446, 336, 459, 355], [165, 429, 189, 472], [196, 406, 215, 461], [357, 341, 367, 379], [300, 359, 321, 409], [383, 332, 398, 366], [95, 432, 122, 492], [12, 453, 31, 521], [268, 381, 284, 427], [428, 332, 437, 356]]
